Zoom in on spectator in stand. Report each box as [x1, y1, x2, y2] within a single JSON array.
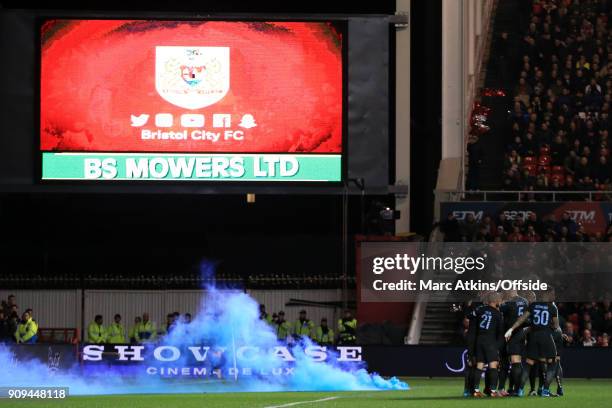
[[562, 322, 578, 347], [556, 212, 578, 236], [479, 215, 496, 238], [522, 132, 538, 157], [8, 304, 18, 318], [107, 314, 126, 344], [606, 225, 612, 241], [551, 133, 569, 165], [15, 310, 38, 344], [505, 149, 522, 169], [503, 165, 522, 189], [604, 311, 612, 335], [558, 226, 570, 241], [581, 312, 594, 334], [475, 225, 489, 242], [524, 212, 543, 235], [1, 295, 17, 317], [524, 225, 541, 242], [497, 213, 513, 233], [467, 136, 484, 190], [159, 313, 178, 337], [594, 156, 611, 187], [293, 310, 314, 340], [0, 310, 11, 343], [515, 77, 533, 106], [508, 225, 524, 242], [575, 224, 589, 242], [7, 311, 18, 341], [580, 176, 596, 190], [135, 312, 157, 344], [581, 329, 596, 347], [588, 302, 605, 333], [440, 213, 461, 242], [597, 333, 609, 347], [459, 213, 479, 242], [315, 318, 334, 346], [495, 225, 508, 241], [575, 157, 592, 185], [259, 304, 272, 324], [497, 32, 512, 86], [275, 311, 291, 342], [338, 310, 357, 346], [564, 150, 579, 177], [24, 308, 35, 325], [129, 316, 142, 344], [87, 315, 107, 344]]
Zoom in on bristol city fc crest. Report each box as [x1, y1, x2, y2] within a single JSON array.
[[155, 46, 230, 110]]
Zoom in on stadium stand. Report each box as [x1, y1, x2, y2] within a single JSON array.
[[502, 0, 612, 193], [432, 0, 612, 348], [464, 0, 612, 197]]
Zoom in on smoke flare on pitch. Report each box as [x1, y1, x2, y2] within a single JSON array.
[[0, 274, 408, 394]]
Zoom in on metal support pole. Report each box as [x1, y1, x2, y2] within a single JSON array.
[[460, 0, 467, 192], [80, 282, 85, 343], [342, 182, 349, 310], [434, 189, 612, 202]]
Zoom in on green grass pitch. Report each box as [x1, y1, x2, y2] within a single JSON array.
[[2, 378, 611, 408]]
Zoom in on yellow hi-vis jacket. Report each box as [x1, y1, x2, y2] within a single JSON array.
[[106, 323, 126, 344], [293, 319, 315, 338], [338, 318, 357, 342], [87, 322, 107, 344], [315, 326, 335, 345], [275, 320, 292, 341], [135, 320, 157, 343], [15, 318, 38, 343]]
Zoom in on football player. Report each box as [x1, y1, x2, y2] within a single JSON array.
[[472, 292, 504, 398], [505, 289, 560, 397], [500, 289, 529, 396]]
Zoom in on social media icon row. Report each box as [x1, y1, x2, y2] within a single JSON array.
[[130, 113, 257, 129]]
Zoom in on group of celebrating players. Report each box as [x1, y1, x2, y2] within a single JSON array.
[[463, 288, 565, 398]]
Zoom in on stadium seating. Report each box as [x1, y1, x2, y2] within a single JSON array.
[[497, 0, 612, 193]]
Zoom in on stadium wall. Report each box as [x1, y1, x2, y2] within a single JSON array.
[[363, 345, 612, 378], [442, 0, 494, 160], [0, 289, 80, 328], [440, 201, 612, 235], [7, 344, 612, 379]]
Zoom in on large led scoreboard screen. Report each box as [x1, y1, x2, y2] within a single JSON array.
[[40, 20, 344, 182]]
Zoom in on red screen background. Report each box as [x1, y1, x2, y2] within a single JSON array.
[[40, 20, 343, 153]]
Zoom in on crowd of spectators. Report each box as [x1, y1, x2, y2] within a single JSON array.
[[502, 0, 612, 193], [440, 209, 612, 242], [558, 301, 612, 347], [0, 295, 38, 344], [1, 295, 357, 347], [85, 306, 356, 347]]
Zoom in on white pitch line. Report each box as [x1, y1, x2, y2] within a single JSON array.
[[264, 396, 339, 408]]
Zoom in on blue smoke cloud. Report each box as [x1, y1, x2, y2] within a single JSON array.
[[1, 281, 408, 394]]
